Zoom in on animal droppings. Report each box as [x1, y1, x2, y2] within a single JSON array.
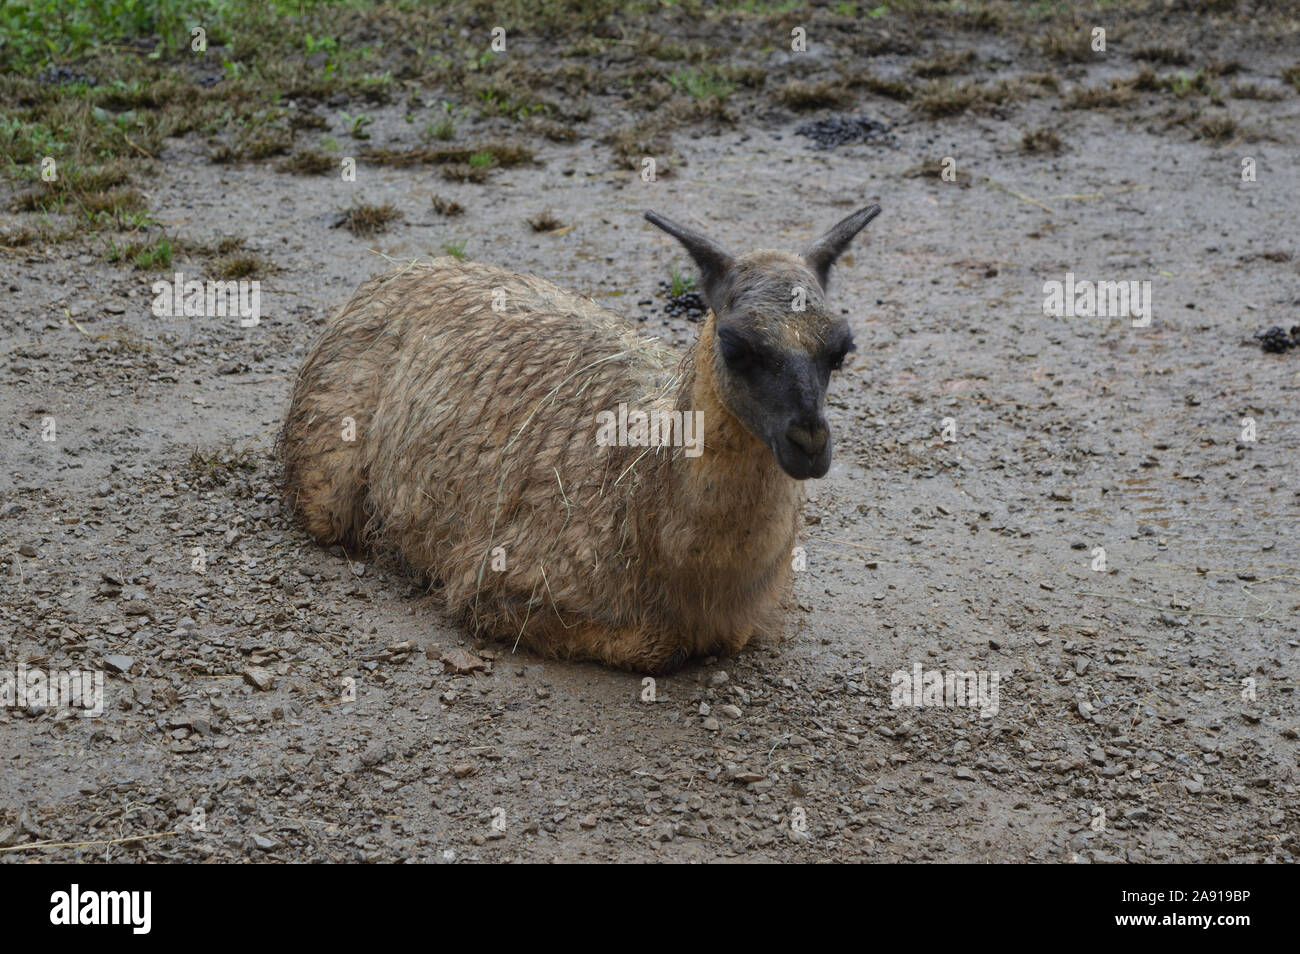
[[1254, 325, 1300, 353], [794, 115, 893, 150], [656, 280, 707, 321]]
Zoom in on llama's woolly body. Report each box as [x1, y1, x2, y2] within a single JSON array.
[[281, 258, 800, 671]]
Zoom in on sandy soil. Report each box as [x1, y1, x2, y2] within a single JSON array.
[[2, 21, 1298, 862]]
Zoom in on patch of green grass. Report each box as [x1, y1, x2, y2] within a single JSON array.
[[669, 264, 695, 297], [106, 233, 173, 270], [731, 0, 802, 12], [77, 187, 148, 226], [424, 117, 455, 140], [468, 74, 553, 121], [1164, 70, 1217, 98], [668, 67, 734, 101], [8, 159, 146, 230], [0, 0, 203, 69], [440, 238, 466, 258], [341, 111, 374, 140], [3, 0, 1290, 267]]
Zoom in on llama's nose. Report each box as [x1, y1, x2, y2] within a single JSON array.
[[786, 418, 828, 458]]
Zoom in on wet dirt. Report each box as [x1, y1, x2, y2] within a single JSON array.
[[2, 26, 1298, 863]]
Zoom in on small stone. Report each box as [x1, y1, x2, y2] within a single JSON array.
[[103, 655, 134, 674], [441, 648, 486, 674], [242, 666, 275, 691], [451, 762, 475, 778], [579, 814, 598, 830]]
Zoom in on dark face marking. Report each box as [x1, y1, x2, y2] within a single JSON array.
[[644, 206, 879, 480], [709, 255, 856, 479]]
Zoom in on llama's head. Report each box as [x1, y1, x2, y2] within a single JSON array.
[[645, 205, 880, 480]]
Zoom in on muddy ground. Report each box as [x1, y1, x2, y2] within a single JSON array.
[[2, 3, 1298, 862]]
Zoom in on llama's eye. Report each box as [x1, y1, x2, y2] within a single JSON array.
[[828, 341, 856, 372], [718, 331, 761, 373]]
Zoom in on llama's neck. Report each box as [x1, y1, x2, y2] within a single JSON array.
[[659, 314, 802, 574]]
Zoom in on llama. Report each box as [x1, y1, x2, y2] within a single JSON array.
[[280, 205, 881, 673]]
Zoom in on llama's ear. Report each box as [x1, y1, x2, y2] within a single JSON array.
[[644, 210, 734, 309], [802, 204, 881, 291]]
